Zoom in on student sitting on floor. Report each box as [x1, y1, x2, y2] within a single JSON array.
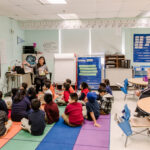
[[27, 87, 37, 102], [11, 88, 18, 102], [43, 79, 52, 94], [38, 80, 52, 104], [0, 110, 12, 137], [62, 93, 84, 127], [66, 78, 75, 93], [97, 89, 112, 115], [103, 79, 112, 95], [57, 83, 70, 105], [5, 88, 18, 110], [20, 82, 28, 93], [44, 93, 59, 124], [97, 88, 106, 103], [0, 91, 8, 115], [85, 92, 100, 127], [99, 83, 106, 90], [21, 99, 46, 136], [11, 89, 31, 122], [79, 82, 89, 101]]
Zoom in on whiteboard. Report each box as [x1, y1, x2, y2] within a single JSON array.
[[54, 53, 76, 84]]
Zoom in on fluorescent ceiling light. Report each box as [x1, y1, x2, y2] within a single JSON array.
[[58, 13, 78, 19], [39, 0, 67, 4]]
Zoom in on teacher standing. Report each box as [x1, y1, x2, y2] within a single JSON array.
[[24, 56, 48, 93]]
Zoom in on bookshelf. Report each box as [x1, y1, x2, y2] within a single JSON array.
[[105, 55, 125, 68]]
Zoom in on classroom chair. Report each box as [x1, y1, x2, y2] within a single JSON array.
[[116, 79, 135, 101], [114, 104, 150, 147]]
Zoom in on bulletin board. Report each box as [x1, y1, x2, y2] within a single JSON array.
[[77, 57, 101, 90], [134, 34, 150, 62]]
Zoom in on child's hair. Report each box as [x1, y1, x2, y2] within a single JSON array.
[[22, 82, 28, 90], [70, 93, 78, 102], [104, 79, 110, 86], [81, 82, 88, 89], [62, 82, 70, 91], [99, 83, 106, 89], [44, 79, 51, 89], [27, 87, 37, 100], [12, 88, 18, 97], [14, 89, 26, 103], [62, 82, 66, 87], [66, 79, 71, 84], [65, 83, 70, 91], [45, 79, 51, 84], [0, 91, 3, 99], [31, 99, 41, 111], [44, 93, 53, 104], [98, 88, 106, 93]]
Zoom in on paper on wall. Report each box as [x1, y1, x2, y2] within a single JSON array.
[[43, 41, 58, 53]]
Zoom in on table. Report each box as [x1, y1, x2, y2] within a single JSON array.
[[137, 97, 150, 115], [5, 72, 32, 92], [128, 78, 148, 86]]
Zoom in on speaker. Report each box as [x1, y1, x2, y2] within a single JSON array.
[[23, 46, 35, 54]]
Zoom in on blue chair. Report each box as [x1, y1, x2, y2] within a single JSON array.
[[117, 79, 135, 101], [114, 104, 132, 147], [114, 104, 150, 147]]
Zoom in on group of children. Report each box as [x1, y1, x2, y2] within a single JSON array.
[[0, 78, 112, 137]]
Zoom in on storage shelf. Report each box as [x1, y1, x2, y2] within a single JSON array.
[[106, 63, 116, 65], [105, 55, 125, 68]]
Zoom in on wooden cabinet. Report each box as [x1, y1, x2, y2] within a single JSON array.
[[105, 55, 125, 68]]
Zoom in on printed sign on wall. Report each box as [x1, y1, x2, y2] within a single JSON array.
[[134, 34, 150, 62]]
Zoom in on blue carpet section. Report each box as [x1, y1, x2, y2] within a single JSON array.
[[36, 117, 82, 150]]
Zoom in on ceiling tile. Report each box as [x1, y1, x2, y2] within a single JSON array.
[[0, 0, 150, 20]]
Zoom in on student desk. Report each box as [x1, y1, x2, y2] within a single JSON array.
[[128, 78, 148, 86], [137, 97, 150, 115]]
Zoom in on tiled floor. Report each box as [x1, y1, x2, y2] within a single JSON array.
[[110, 91, 150, 150]]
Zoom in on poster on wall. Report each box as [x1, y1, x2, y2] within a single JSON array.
[[77, 57, 101, 90], [134, 34, 150, 62], [43, 41, 58, 53]]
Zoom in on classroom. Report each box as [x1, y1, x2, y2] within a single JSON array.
[[0, 0, 150, 150]]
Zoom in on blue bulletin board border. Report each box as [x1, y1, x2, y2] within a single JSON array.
[[77, 57, 101, 90], [133, 34, 150, 62]]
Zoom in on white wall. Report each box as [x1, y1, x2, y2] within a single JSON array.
[[61, 29, 89, 55], [91, 28, 122, 54], [0, 16, 24, 91]]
